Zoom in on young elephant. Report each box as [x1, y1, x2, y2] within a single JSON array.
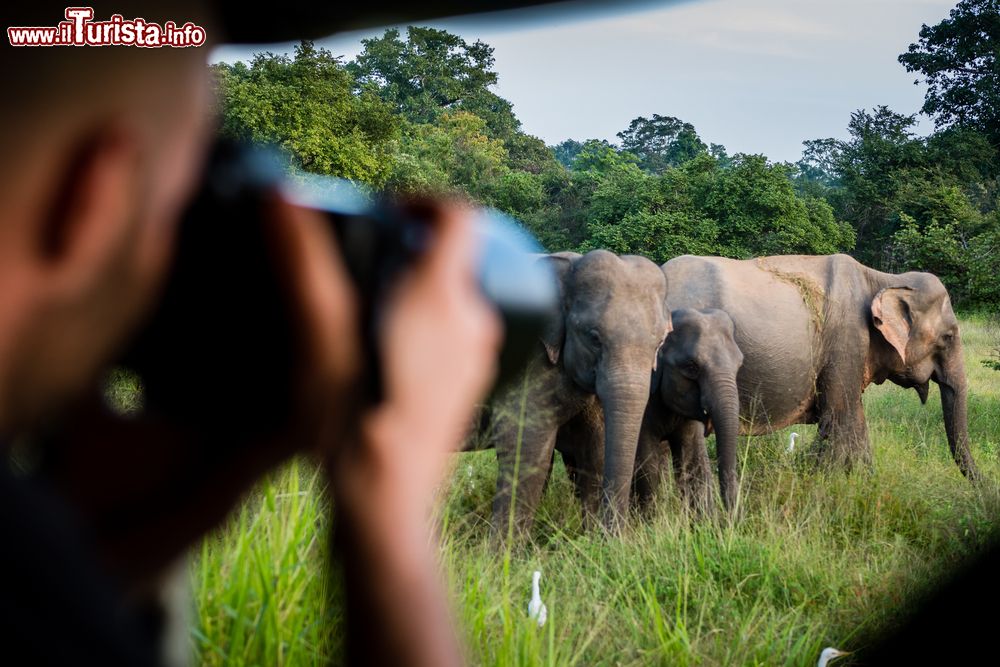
[[489, 250, 672, 535], [662, 254, 980, 479], [634, 308, 744, 513]]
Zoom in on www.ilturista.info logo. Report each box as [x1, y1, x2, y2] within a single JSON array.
[[8, 7, 207, 48]]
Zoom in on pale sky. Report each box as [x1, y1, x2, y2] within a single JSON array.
[[211, 0, 957, 164]]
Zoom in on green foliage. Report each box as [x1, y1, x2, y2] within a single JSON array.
[[892, 215, 967, 287], [103, 367, 143, 416], [796, 100, 999, 309], [617, 114, 708, 173], [966, 221, 1000, 306], [505, 133, 560, 175], [348, 26, 518, 140], [492, 169, 546, 215], [705, 154, 855, 257], [570, 139, 639, 173], [580, 153, 855, 263], [579, 157, 717, 262], [551, 139, 584, 169], [213, 41, 398, 186], [894, 209, 1000, 307], [192, 462, 340, 664], [387, 111, 508, 200], [899, 0, 1000, 146], [811, 107, 925, 264]]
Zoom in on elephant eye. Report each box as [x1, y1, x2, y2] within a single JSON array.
[[587, 328, 601, 344], [681, 360, 699, 378]]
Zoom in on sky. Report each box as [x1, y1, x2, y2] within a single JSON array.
[[211, 0, 958, 164]]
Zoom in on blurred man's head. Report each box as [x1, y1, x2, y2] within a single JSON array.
[[0, 3, 217, 430]]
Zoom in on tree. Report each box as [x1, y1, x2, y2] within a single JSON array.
[[570, 139, 639, 173], [892, 197, 1000, 307], [213, 41, 398, 186], [616, 114, 708, 173], [577, 152, 854, 263], [818, 106, 926, 265], [386, 111, 508, 201], [899, 0, 1000, 147], [505, 133, 561, 175], [709, 143, 733, 169], [552, 139, 585, 169], [703, 154, 855, 257], [796, 138, 841, 185], [348, 27, 519, 140], [580, 158, 720, 262]]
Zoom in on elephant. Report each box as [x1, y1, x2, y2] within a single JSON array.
[[488, 249, 672, 535], [634, 308, 745, 514], [659, 254, 980, 480]]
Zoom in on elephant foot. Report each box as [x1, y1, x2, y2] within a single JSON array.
[[814, 409, 872, 472], [815, 438, 872, 472]]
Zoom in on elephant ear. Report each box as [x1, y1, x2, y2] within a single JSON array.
[[538, 255, 575, 365], [651, 304, 673, 372], [871, 286, 914, 365]]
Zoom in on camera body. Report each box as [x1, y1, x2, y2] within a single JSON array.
[[120, 141, 557, 436]]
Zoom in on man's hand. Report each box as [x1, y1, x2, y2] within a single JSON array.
[[269, 196, 501, 510], [332, 203, 502, 517], [271, 197, 502, 667]]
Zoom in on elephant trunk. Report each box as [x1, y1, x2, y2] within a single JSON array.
[[597, 361, 651, 531], [703, 373, 741, 513], [937, 344, 980, 482]]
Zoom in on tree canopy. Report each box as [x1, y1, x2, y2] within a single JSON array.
[[212, 8, 1000, 311], [616, 114, 708, 173], [899, 0, 1000, 147]]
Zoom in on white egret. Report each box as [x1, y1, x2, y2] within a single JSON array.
[[786, 431, 800, 453], [527, 570, 547, 627], [817, 647, 849, 667]]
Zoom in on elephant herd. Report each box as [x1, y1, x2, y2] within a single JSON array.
[[474, 250, 980, 535]]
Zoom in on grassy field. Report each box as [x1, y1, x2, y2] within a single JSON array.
[[190, 317, 1000, 666]]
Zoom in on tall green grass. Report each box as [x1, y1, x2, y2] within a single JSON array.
[[191, 317, 1000, 665]]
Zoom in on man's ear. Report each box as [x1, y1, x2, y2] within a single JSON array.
[[538, 255, 574, 365], [37, 126, 139, 287], [871, 286, 913, 365]]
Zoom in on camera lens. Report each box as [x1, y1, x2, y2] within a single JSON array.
[[122, 140, 557, 430]]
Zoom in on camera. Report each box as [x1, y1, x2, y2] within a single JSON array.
[[119, 140, 557, 436]]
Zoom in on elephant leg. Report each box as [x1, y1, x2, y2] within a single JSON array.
[[632, 437, 669, 517], [632, 404, 672, 516], [490, 362, 575, 539], [556, 400, 604, 527], [667, 436, 683, 493], [493, 424, 558, 539], [540, 450, 557, 495], [490, 381, 565, 539], [562, 450, 579, 494], [668, 419, 713, 515], [815, 369, 871, 471]]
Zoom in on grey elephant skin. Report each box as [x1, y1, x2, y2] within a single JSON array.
[[635, 308, 744, 514], [488, 249, 672, 535], [661, 254, 980, 480]]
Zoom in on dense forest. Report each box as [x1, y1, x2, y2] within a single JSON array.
[[212, 0, 1000, 310]]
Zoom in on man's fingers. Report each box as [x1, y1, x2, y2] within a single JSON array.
[[263, 195, 360, 387], [421, 202, 480, 288]]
